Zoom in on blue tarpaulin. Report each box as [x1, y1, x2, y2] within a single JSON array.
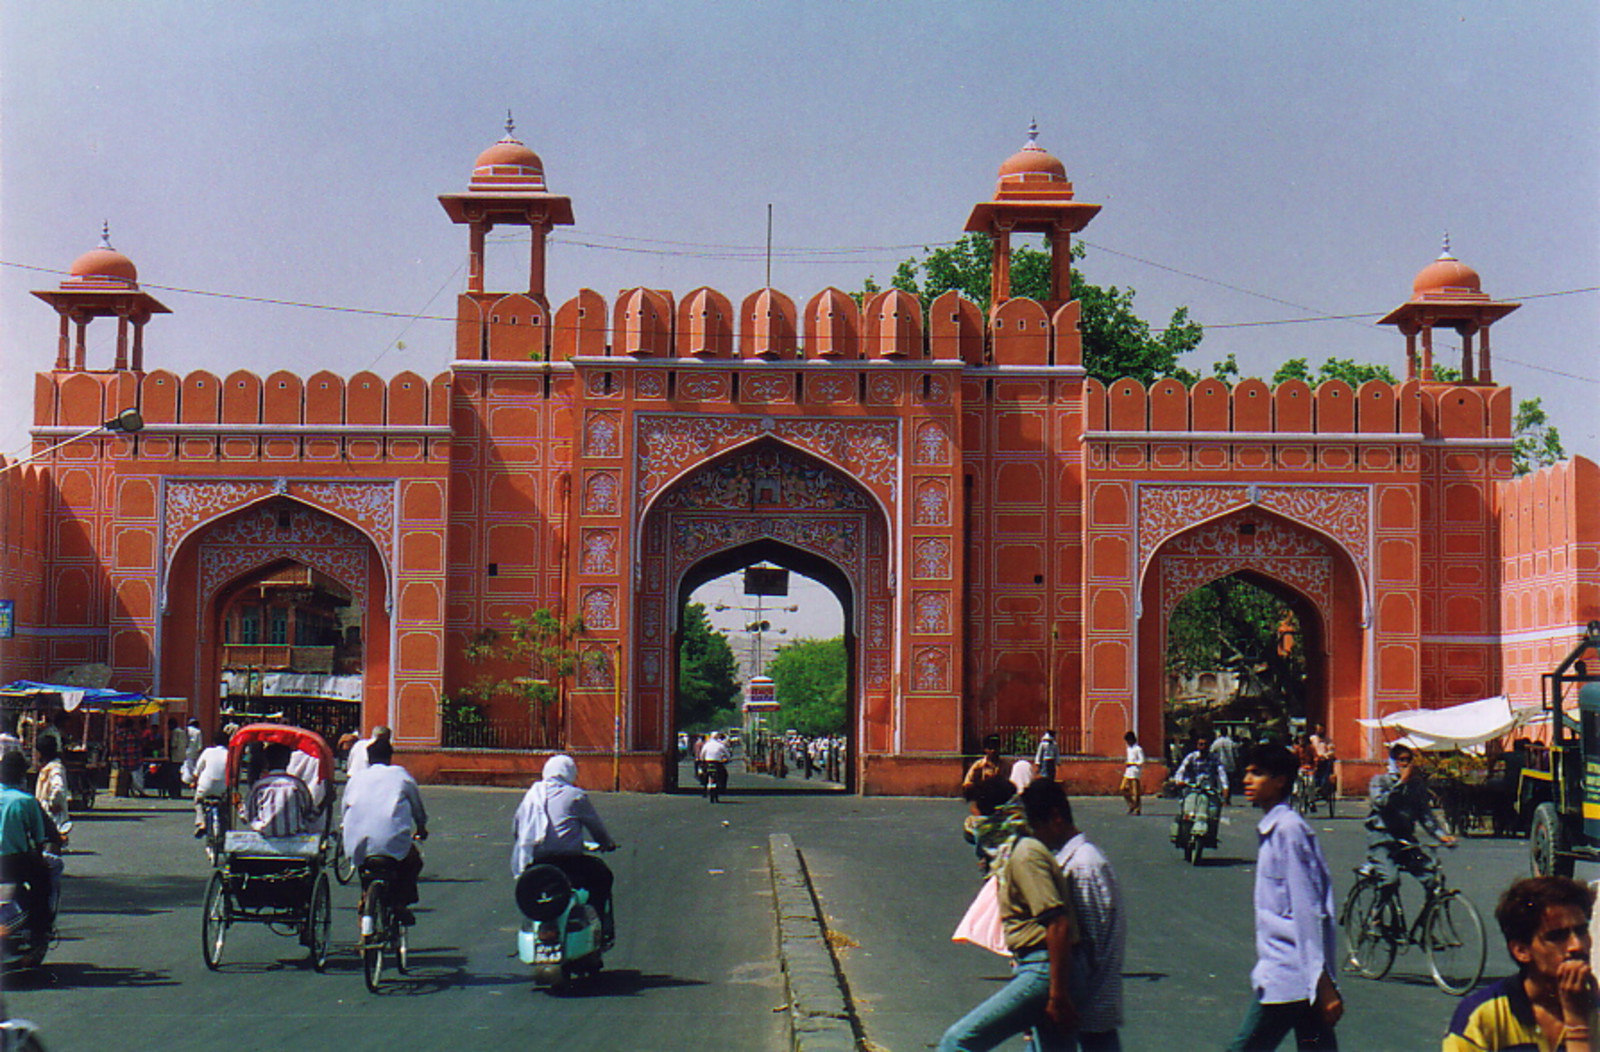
[[0, 680, 164, 716]]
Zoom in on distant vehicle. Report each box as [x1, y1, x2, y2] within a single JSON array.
[[1524, 621, 1600, 877]]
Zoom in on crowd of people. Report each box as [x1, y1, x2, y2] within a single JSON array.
[[946, 730, 1599, 1051]]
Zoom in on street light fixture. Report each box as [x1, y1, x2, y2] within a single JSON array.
[[0, 408, 144, 476]]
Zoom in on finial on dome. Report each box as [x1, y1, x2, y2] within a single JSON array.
[[504, 109, 516, 139], [1439, 231, 1454, 260], [1026, 118, 1039, 148], [99, 221, 113, 250]]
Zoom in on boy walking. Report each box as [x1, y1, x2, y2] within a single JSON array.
[[1231, 743, 1343, 1050]]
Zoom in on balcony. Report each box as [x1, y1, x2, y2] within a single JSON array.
[[219, 645, 336, 674]]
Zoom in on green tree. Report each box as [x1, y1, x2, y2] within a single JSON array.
[[449, 609, 588, 746], [676, 602, 741, 732], [1513, 396, 1567, 476], [1165, 577, 1307, 727], [766, 636, 848, 736], [874, 233, 1204, 385], [1271, 357, 1397, 386]]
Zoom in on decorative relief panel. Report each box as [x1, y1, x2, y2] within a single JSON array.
[[913, 480, 950, 526], [579, 645, 613, 688], [634, 372, 667, 399], [164, 477, 395, 577], [581, 587, 617, 630], [668, 516, 863, 569], [808, 375, 853, 404], [658, 444, 871, 512], [914, 646, 949, 691], [635, 415, 899, 505], [196, 504, 371, 605], [913, 592, 950, 634], [584, 413, 621, 458], [585, 372, 620, 398], [867, 374, 900, 404], [914, 422, 950, 466], [1138, 483, 1369, 575], [581, 529, 618, 574], [678, 374, 728, 401], [1157, 512, 1335, 620], [924, 374, 952, 404], [584, 472, 619, 515], [913, 537, 952, 579], [744, 375, 792, 403]]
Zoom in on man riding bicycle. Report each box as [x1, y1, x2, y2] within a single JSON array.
[[1363, 742, 1455, 891], [341, 739, 428, 926]]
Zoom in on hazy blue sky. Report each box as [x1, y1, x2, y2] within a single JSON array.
[[2, 2, 1595, 466]]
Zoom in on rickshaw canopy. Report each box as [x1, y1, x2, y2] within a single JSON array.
[[225, 723, 335, 788]]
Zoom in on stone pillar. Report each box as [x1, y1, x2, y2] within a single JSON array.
[[1479, 325, 1493, 384], [528, 216, 548, 298], [73, 315, 88, 370], [468, 219, 487, 294], [1459, 324, 1476, 383], [1420, 324, 1435, 381], [1048, 223, 1072, 304], [990, 226, 1012, 307], [1403, 327, 1418, 381], [55, 313, 70, 370], [114, 311, 130, 371]]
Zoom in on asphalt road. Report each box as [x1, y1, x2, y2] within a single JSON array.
[[2, 779, 1553, 1052]]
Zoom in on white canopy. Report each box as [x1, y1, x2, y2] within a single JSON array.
[[1357, 695, 1536, 751]]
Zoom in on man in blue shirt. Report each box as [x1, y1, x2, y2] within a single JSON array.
[[1230, 742, 1343, 1050]]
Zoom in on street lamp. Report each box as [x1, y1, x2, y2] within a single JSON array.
[[0, 408, 144, 476]]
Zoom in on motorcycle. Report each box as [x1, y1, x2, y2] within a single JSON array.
[[0, 862, 57, 970], [703, 760, 729, 803], [515, 845, 616, 991], [1171, 784, 1223, 866]]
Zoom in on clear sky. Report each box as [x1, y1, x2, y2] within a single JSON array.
[[2, 2, 1595, 464]]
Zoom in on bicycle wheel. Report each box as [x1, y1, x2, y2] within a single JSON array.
[[362, 882, 389, 992], [1342, 879, 1397, 980], [333, 839, 356, 886], [307, 873, 332, 972], [1425, 892, 1487, 996], [201, 871, 228, 970]]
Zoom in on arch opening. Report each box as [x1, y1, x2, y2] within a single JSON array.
[[671, 542, 853, 795]]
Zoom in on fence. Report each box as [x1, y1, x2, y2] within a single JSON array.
[[440, 715, 559, 752]]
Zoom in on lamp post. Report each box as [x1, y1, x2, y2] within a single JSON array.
[[0, 408, 144, 475]]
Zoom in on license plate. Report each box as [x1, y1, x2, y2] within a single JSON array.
[[534, 944, 562, 963]]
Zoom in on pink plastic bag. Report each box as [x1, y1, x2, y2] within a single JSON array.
[[951, 875, 1009, 957]]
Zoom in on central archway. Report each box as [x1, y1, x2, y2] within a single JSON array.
[[632, 439, 892, 791]]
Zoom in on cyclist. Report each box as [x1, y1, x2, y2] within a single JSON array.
[[341, 738, 428, 926], [1362, 742, 1455, 893]]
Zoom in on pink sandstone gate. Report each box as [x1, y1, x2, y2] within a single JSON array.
[[3, 120, 1597, 795]]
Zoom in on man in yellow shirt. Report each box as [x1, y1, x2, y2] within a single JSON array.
[[939, 778, 1079, 1051]]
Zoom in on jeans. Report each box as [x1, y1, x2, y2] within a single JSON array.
[[1228, 998, 1337, 1051], [938, 949, 1076, 1052]]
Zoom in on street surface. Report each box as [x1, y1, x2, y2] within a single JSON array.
[[4, 774, 1550, 1051]]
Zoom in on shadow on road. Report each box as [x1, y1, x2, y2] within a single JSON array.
[[552, 968, 708, 998], [20, 961, 177, 989], [69, 873, 209, 915]]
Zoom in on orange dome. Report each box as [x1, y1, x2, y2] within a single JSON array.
[[999, 142, 1067, 180], [68, 238, 137, 286], [470, 115, 547, 190], [1413, 253, 1482, 297]]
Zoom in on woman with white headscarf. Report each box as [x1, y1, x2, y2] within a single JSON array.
[[511, 755, 619, 942]]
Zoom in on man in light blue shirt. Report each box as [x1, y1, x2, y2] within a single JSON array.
[[1230, 742, 1343, 1051]]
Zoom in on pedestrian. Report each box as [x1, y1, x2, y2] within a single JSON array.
[[1120, 731, 1144, 816], [1035, 731, 1060, 782], [1213, 728, 1240, 804], [346, 724, 391, 778], [1444, 875, 1594, 1052], [1229, 742, 1342, 1051], [114, 718, 145, 797], [963, 734, 1005, 791], [939, 778, 1080, 1051], [962, 775, 1027, 877], [1053, 792, 1126, 1050], [179, 716, 203, 786]]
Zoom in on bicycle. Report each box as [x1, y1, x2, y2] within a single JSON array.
[[1339, 842, 1486, 996], [1292, 767, 1337, 819], [358, 856, 411, 992]]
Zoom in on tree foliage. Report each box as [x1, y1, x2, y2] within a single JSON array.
[[1272, 357, 1397, 387], [1166, 577, 1307, 721], [676, 602, 741, 732], [457, 609, 588, 713], [766, 636, 848, 736], [1513, 396, 1567, 476], [876, 233, 1204, 385]]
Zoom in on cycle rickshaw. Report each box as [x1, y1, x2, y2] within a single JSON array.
[[199, 723, 336, 971]]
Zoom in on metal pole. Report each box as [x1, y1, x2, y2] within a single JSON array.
[[612, 641, 622, 792], [765, 204, 773, 289]]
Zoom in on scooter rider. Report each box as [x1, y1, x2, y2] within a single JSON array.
[[512, 755, 619, 945], [700, 732, 731, 801], [1172, 734, 1229, 846], [0, 751, 64, 966]]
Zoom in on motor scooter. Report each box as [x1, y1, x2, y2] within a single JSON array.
[[0, 869, 54, 971], [1171, 784, 1222, 866], [515, 845, 616, 991]]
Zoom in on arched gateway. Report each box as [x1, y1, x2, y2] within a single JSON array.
[[7, 121, 1595, 795]]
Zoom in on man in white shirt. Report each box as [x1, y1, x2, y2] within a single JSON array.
[[192, 730, 230, 836], [700, 732, 731, 801], [345, 725, 391, 778], [341, 738, 427, 925]]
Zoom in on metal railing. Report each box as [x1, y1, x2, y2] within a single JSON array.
[[440, 716, 559, 752]]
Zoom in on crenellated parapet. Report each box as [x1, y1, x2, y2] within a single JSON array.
[[456, 285, 1087, 368]]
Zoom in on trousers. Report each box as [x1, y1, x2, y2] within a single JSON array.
[[1228, 998, 1338, 1051], [939, 949, 1077, 1052]]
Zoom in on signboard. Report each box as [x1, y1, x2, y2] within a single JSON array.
[[743, 676, 779, 711], [743, 567, 789, 597], [0, 600, 12, 639]]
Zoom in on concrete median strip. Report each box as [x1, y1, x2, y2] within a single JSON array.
[[768, 833, 862, 1052]]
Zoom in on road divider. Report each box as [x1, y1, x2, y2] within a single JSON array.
[[768, 833, 861, 1052]]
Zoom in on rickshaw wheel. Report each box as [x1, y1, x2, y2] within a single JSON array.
[[308, 873, 332, 972], [201, 871, 228, 970]]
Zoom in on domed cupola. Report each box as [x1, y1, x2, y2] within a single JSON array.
[[1379, 235, 1519, 384], [33, 224, 169, 371]]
